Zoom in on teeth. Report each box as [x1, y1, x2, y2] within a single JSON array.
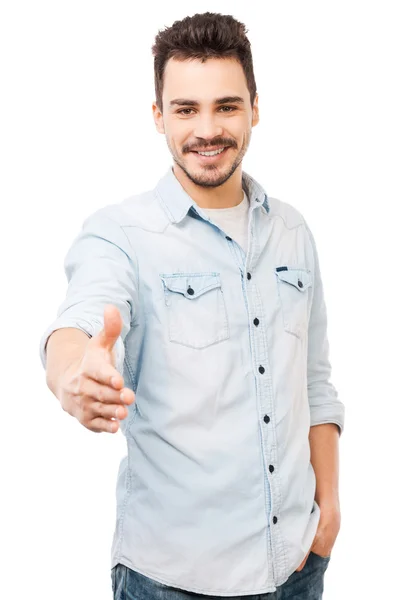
[[197, 148, 225, 156]]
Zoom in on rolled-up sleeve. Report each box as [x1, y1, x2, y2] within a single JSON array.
[[305, 221, 345, 436], [39, 209, 138, 375]]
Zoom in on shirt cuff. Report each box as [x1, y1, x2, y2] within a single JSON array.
[[309, 404, 345, 436], [39, 318, 125, 376]]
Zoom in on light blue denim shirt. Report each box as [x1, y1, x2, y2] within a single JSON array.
[[39, 166, 344, 596]]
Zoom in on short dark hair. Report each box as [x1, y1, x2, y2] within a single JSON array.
[[152, 12, 257, 112]]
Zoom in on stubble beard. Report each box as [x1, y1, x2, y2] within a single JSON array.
[[167, 133, 251, 189]]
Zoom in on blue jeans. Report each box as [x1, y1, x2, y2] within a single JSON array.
[[111, 552, 331, 599]]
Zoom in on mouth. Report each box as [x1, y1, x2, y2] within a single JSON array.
[[189, 146, 230, 162]]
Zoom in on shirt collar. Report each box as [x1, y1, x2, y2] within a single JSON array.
[[155, 165, 269, 224]]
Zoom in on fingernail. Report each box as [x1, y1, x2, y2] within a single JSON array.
[[120, 392, 125, 402]]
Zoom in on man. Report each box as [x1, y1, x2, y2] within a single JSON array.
[[40, 12, 344, 600]]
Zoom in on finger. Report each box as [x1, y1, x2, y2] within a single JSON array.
[[88, 416, 120, 434], [89, 399, 129, 421], [94, 304, 123, 352], [296, 551, 310, 572], [119, 388, 135, 405], [81, 378, 134, 405], [296, 560, 305, 572], [82, 358, 124, 389]]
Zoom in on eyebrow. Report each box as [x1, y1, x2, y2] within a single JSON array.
[[169, 96, 245, 108]]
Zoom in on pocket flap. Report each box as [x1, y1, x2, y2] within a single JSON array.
[[160, 273, 222, 299], [275, 266, 312, 291]]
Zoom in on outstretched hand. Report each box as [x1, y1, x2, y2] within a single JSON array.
[[58, 304, 135, 434]]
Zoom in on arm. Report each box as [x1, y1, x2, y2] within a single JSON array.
[[305, 220, 345, 437], [304, 221, 343, 560], [40, 210, 138, 391], [309, 423, 340, 509]]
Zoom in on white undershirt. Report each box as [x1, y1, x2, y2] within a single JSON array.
[[201, 190, 249, 253]]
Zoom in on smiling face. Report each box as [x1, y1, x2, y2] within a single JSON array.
[[153, 57, 259, 188]]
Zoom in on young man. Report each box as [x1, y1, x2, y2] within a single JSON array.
[[40, 12, 344, 600]]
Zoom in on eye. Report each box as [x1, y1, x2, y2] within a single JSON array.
[[177, 108, 195, 115], [219, 106, 236, 112]]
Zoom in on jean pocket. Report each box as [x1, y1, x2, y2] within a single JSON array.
[[275, 265, 312, 338], [160, 272, 229, 349], [310, 550, 331, 562]]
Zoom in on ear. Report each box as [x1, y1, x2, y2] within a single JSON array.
[[252, 94, 260, 127], [152, 102, 165, 134]]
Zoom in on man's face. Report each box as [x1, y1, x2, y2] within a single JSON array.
[[153, 57, 259, 188]]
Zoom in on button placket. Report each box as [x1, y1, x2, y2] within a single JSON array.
[[242, 216, 284, 582], [249, 279, 282, 577]]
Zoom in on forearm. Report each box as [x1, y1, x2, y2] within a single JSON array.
[[309, 423, 340, 509], [45, 328, 90, 399]]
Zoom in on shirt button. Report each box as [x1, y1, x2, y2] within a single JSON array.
[[273, 516, 278, 524], [269, 465, 275, 473], [253, 318, 260, 326], [298, 280, 303, 288], [264, 415, 270, 424], [226, 236, 232, 241], [187, 287, 194, 295], [247, 272, 252, 280], [258, 365, 265, 374]]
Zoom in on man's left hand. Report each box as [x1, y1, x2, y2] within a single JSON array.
[[295, 504, 341, 572]]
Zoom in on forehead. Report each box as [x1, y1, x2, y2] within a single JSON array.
[[162, 57, 250, 103]]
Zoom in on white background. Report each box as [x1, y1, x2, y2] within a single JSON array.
[[1, 1, 399, 598]]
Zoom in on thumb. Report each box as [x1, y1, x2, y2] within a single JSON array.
[[94, 304, 123, 352], [296, 550, 310, 572]]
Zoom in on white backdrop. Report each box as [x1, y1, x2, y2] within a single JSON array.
[[1, 1, 398, 598]]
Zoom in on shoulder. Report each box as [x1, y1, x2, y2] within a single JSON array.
[[82, 188, 169, 233], [267, 196, 307, 230]]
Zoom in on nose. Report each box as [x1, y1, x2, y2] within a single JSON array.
[[193, 112, 223, 140]]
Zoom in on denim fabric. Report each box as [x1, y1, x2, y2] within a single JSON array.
[[111, 551, 331, 599], [40, 166, 344, 595]]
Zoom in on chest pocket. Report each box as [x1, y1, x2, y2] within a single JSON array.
[[160, 272, 229, 349], [275, 266, 313, 338]]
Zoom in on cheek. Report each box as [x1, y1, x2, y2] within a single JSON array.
[[166, 123, 192, 147], [229, 120, 249, 141]]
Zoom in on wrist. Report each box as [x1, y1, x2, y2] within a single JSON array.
[[317, 496, 340, 513]]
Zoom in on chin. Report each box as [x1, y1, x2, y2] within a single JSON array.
[[187, 168, 237, 188], [173, 150, 241, 187]]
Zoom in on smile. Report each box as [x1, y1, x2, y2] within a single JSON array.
[[190, 147, 230, 161], [196, 148, 225, 156]]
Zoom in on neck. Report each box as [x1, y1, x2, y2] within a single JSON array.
[[172, 163, 244, 209]]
